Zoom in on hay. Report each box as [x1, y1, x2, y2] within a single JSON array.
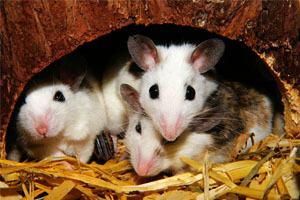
[[1, 134, 299, 200]]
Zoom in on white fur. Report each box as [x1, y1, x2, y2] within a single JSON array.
[[125, 114, 163, 176], [139, 44, 218, 141], [13, 75, 106, 163], [162, 131, 213, 175], [125, 112, 213, 177], [101, 61, 141, 151]]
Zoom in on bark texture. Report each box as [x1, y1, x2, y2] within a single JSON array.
[[1, 0, 299, 158]]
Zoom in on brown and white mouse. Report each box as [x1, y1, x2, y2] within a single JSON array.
[[127, 35, 225, 142], [120, 82, 278, 177]]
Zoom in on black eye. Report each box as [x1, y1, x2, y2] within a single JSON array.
[[135, 122, 142, 134], [149, 84, 159, 99], [185, 85, 195, 100], [53, 91, 65, 102]]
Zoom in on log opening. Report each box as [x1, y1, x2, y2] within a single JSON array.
[[5, 24, 283, 161], [1, 0, 299, 160]]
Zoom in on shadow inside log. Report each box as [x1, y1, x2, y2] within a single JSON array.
[[5, 24, 283, 163]]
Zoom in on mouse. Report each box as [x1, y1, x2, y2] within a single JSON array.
[[7, 54, 107, 163], [101, 52, 143, 153], [120, 81, 278, 177], [127, 34, 225, 141]]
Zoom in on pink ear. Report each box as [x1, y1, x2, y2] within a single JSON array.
[[143, 51, 156, 69], [128, 35, 159, 70], [120, 84, 142, 113], [191, 38, 225, 73]]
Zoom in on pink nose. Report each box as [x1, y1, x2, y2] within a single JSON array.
[[136, 152, 156, 177], [33, 115, 50, 136], [160, 115, 183, 141], [36, 122, 49, 136], [32, 111, 51, 136]]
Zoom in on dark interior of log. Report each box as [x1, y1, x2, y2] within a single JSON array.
[[5, 24, 283, 162]]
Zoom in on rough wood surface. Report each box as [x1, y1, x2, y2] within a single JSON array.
[[1, 0, 299, 158]]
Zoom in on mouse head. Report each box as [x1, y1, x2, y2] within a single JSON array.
[[17, 54, 87, 140], [121, 84, 166, 177], [127, 35, 225, 141]]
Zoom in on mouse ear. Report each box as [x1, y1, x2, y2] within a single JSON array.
[[188, 107, 224, 132], [120, 84, 142, 113], [127, 35, 159, 71], [57, 53, 87, 91], [191, 38, 225, 74], [69, 70, 86, 92]]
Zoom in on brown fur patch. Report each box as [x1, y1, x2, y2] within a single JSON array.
[[128, 60, 145, 79], [191, 80, 273, 162]]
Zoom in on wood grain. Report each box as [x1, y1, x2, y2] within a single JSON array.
[[1, 0, 299, 158]]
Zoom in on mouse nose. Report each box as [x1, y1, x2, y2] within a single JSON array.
[[36, 122, 49, 136], [32, 113, 50, 136], [136, 152, 156, 177], [160, 114, 183, 141]]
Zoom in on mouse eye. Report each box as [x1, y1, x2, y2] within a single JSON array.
[[185, 85, 195, 100], [53, 91, 65, 102], [135, 122, 142, 134], [149, 84, 159, 99]]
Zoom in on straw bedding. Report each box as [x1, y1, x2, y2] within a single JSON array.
[[1, 132, 299, 200]]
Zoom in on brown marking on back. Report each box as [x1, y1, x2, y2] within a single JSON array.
[[128, 60, 145, 79], [190, 80, 273, 161]]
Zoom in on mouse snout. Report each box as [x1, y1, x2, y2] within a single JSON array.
[[35, 120, 49, 136], [31, 112, 51, 136], [136, 151, 157, 177], [160, 114, 183, 141]]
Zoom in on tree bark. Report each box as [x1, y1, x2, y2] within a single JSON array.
[[1, 0, 299, 158]]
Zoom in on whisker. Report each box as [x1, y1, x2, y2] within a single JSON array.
[[190, 117, 242, 122]]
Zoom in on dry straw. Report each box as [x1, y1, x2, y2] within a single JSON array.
[[1, 133, 299, 200]]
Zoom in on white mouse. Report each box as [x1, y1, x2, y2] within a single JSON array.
[[127, 35, 225, 141], [120, 82, 276, 177], [8, 54, 107, 163], [101, 53, 142, 153]]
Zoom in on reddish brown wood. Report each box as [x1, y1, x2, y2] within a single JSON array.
[[1, 0, 299, 158]]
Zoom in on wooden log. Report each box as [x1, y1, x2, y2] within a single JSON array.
[[1, 0, 299, 158]]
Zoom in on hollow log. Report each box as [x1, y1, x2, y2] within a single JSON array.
[[1, 0, 299, 158]]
